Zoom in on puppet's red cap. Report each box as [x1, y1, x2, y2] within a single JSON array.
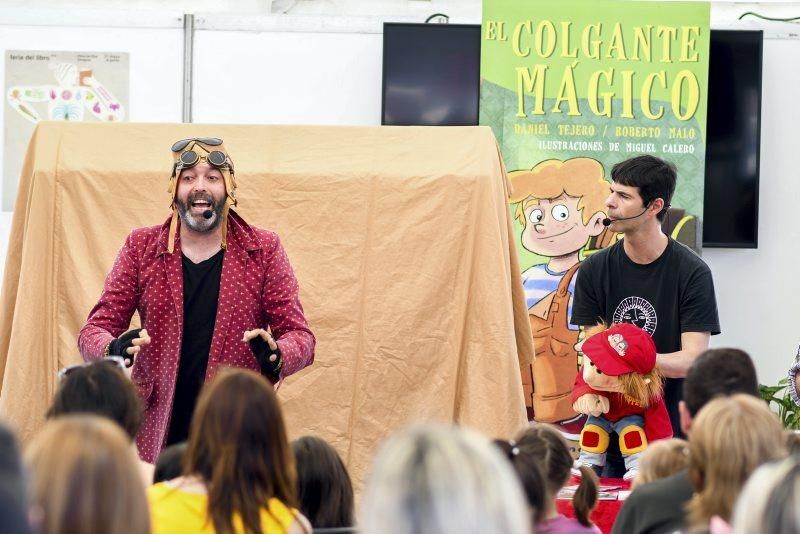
[[582, 323, 656, 376]]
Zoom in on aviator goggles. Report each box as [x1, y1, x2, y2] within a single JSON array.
[[171, 137, 233, 172], [57, 355, 126, 383]]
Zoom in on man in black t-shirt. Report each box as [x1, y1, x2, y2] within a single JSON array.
[[571, 155, 720, 454]]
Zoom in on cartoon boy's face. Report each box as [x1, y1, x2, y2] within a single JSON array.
[[521, 194, 604, 258]]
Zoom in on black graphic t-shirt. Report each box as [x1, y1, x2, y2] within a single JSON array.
[[571, 238, 721, 435]]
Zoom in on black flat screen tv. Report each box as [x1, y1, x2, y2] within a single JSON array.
[[381, 23, 480, 126], [703, 29, 763, 248], [381, 24, 763, 248]]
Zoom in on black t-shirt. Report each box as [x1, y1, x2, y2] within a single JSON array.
[[571, 238, 720, 436], [165, 249, 224, 446]]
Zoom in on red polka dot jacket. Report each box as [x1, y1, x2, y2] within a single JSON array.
[[78, 212, 316, 462]]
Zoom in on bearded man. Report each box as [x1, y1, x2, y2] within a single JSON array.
[[78, 138, 315, 462]]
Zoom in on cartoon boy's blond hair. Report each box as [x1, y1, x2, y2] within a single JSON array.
[[509, 158, 609, 227]]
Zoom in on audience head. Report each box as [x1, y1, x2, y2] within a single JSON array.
[[361, 424, 530, 534], [25, 415, 149, 534], [493, 438, 546, 526], [680, 348, 758, 434], [291, 435, 354, 529], [153, 442, 187, 484], [785, 431, 800, 456], [687, 394, 787, 527], [47, 358, 142, 440], [0, 421, 30, 534], [184, 367, 297, 534], [632, 438, 690, 489], [512, 424, 598, 527], [733, 456, 800, 534]]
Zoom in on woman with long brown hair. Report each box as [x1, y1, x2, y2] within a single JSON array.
[[148, 368, 310, 534]]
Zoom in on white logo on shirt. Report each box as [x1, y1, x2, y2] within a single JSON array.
[[612, 297, 657, 336]]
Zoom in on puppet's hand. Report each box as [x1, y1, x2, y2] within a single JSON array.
[[573, 393, 610, 417], [243, 328, 283, 384]]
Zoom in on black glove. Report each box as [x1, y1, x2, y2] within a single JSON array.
[[108, 328, 143, 367], [249, 335, 283, 384]]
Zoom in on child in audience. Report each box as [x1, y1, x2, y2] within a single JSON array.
[[687, 394, 787, 532], [25, 415, 150, 534], [732, 456, 800, 534], [492, 438, 547, 525], [632, 438, 690, 489], [47, 356, 153, 485], [291, 435, 354, 530], [511, 424, 600, 534], [147, 368, 310, 533], [361, 424, 530, 534]]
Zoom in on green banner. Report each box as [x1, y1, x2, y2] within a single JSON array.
[[480, 0, 710, 424], [482, 0, 709, 262]]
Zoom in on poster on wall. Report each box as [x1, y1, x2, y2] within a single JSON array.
[[479, 0, 709, 428], [4, 50, 129, 211]]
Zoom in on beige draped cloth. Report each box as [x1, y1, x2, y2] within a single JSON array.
[[0, 121, 534, 490]]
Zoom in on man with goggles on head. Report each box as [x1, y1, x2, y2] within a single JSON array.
[[78, 137, 316, 463]]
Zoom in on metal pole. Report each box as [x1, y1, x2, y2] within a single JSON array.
[[182, 13, 194, 123]]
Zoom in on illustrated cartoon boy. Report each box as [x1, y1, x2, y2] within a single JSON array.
[[510, 158, 611, 431]]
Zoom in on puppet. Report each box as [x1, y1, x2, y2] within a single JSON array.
[[572, 322, 672, 480]]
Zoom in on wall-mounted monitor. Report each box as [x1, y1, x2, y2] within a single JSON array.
[[381, 23, 480, 126], [702, 29, 763, 248]]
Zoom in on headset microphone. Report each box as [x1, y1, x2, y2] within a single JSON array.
[[202, 209, 213, 220], [602, 207, 649, 227], [601, 202, 669, 227]]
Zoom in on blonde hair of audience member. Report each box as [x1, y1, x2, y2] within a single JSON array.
[[515, 424, 599, 528], [687, 394, 787, 529], [732, 456, 800, 534], [360, 424, 531, 534], [632, 438, 690, 489], [25, 415, 150, 534], [180, 368, 307, 534]]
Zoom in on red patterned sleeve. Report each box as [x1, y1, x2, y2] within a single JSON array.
[[78, 232, 140, 361], [260, 235, 316, 379]]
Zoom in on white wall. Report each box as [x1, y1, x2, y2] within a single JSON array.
[[0, 1, 799, 386], [703, 35, 800, 385]]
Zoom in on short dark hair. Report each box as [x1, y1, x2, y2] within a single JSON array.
[[611, 155, 677, 222], [291, 435, 355, 529], [46, 361, 142, 440], [682, 348, 759, 417], [153, 442, 187, 484]]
